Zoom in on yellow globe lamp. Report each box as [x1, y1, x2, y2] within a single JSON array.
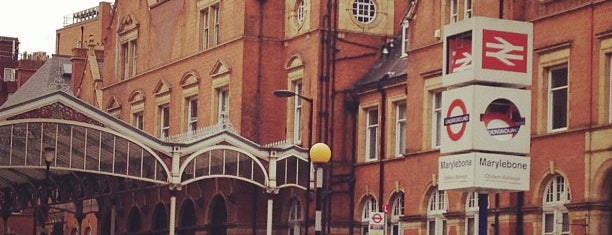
[[310, 142, 331, 164]]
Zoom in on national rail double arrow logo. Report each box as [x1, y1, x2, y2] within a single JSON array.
[[482, 29, 528, 73], [444, 99, 470, 141]]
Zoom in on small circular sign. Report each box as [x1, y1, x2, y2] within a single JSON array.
[[371, 213, 383, 224], [444, 99, 469, 141], [480, 98, 525, 141]]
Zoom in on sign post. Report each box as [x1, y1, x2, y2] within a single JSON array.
[[439, 16, 533, 235]]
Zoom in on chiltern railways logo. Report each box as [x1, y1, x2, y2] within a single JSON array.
[[444, 99, 469, 141], [480, 98, 525, 141]]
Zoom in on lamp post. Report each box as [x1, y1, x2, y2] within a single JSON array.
[[272, 89, 313, 148], [273, 89, 315, 235], [41, 147, 55, 235], [310, 143, 331, 235]]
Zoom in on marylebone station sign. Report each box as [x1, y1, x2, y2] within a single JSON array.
[[441, 85, 531, 155], [443, 16, 533, 88], [438, 152, 530, 192]]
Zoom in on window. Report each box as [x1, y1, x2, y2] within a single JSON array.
[[432, 92, 442, 148], [187, 97, 198, 133], [3, 68, 15, 81], [395, 102, 406, 156], [389, 192, 404, 235], [159, 105, 170, 138], [427, 189, 447, 235], [217, 87, 229, 121], [296, 0, 305, 24], [293, 82, 304, 144], [120, 39, 137, 80], [609, 54, 612, 123], [542, 175, 570, 235], [133, 111, 144, 130], [200, 3, 220, 50], [352, 0, 376, 24], [288, 198, 302, 235], [464, 0, 472, 19], [465, 192, 479, 235], [401, 19, 409, 58], [361, 196, 378, 235], [449, 0, 458, 23], [365, 108, 379, 161], [547, 65, 568, 131]]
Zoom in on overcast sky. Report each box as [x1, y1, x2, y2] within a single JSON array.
[[1, 1, 114, 56]]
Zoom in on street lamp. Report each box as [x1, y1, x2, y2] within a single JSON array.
[[273, 89, 315, 235], [272, 89, 313, 148], [40, 147, 55, 235], [310, 142, 331, 235]]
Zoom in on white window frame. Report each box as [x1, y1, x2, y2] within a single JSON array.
[[465, 192, 479, 235], [288, 198, 302, 235], [293, 82, 304, 144], [218, 87, 229, 121], [609, 54, 612, 123], [187, 97, 198, 133], [432, 92, 442, 148], [200, 3, 219, 50], [464, 0, 472, 19], [296, 0, 305, 24], [389, 193, 404, 235], [361, 196, 378, 235], [450, 0, 458, 23], [352, 0, 377, 24], [159, 105, 170, 138], [394, 102, 406, 156], [401, 19, 409, 58], [427, 189, 447, 235], [547, 65, 569, 132], [542, 175, 570, 235], [133, 111, 144, 130], [365, 107, 379, 161], [212, 4, 220, 46], [120, 39, 137, 80]]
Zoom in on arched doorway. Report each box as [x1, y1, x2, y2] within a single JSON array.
[[126, 206, 141, 233], [209, 195, 227, 235], [179, 199, 196, 235], [151, 203, 168, 235]]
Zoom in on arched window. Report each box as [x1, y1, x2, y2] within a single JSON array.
[[151, 203, 168, 235], [542, 174, 570, 235], [465, 192, 478, 235], [179, 199, 196, 235], [360, 195, 378, 235], [288, 197, 303, 235], [389, 192, 404, 235], [427, 189, 447, 235]]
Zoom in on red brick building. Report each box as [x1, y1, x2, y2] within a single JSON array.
[[0, 0, 611, 235], [352, 0, 612, 235]]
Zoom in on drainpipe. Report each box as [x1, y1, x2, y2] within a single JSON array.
[[254, 0, 266, 142], [376, 78, 387, 212]]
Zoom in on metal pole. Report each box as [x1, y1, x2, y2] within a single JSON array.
[[266, 199, 273, 235], [169, 194, 176, 235], [305, 99, 313, 235], [315, 166, 323, 235], [478, 193, 488, 235]]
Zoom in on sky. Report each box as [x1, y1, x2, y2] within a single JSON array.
[[1, 0, 114, 56]]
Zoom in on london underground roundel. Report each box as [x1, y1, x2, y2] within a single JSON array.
[[480, 98, 525, 141], [444, 99, 470, 141]]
